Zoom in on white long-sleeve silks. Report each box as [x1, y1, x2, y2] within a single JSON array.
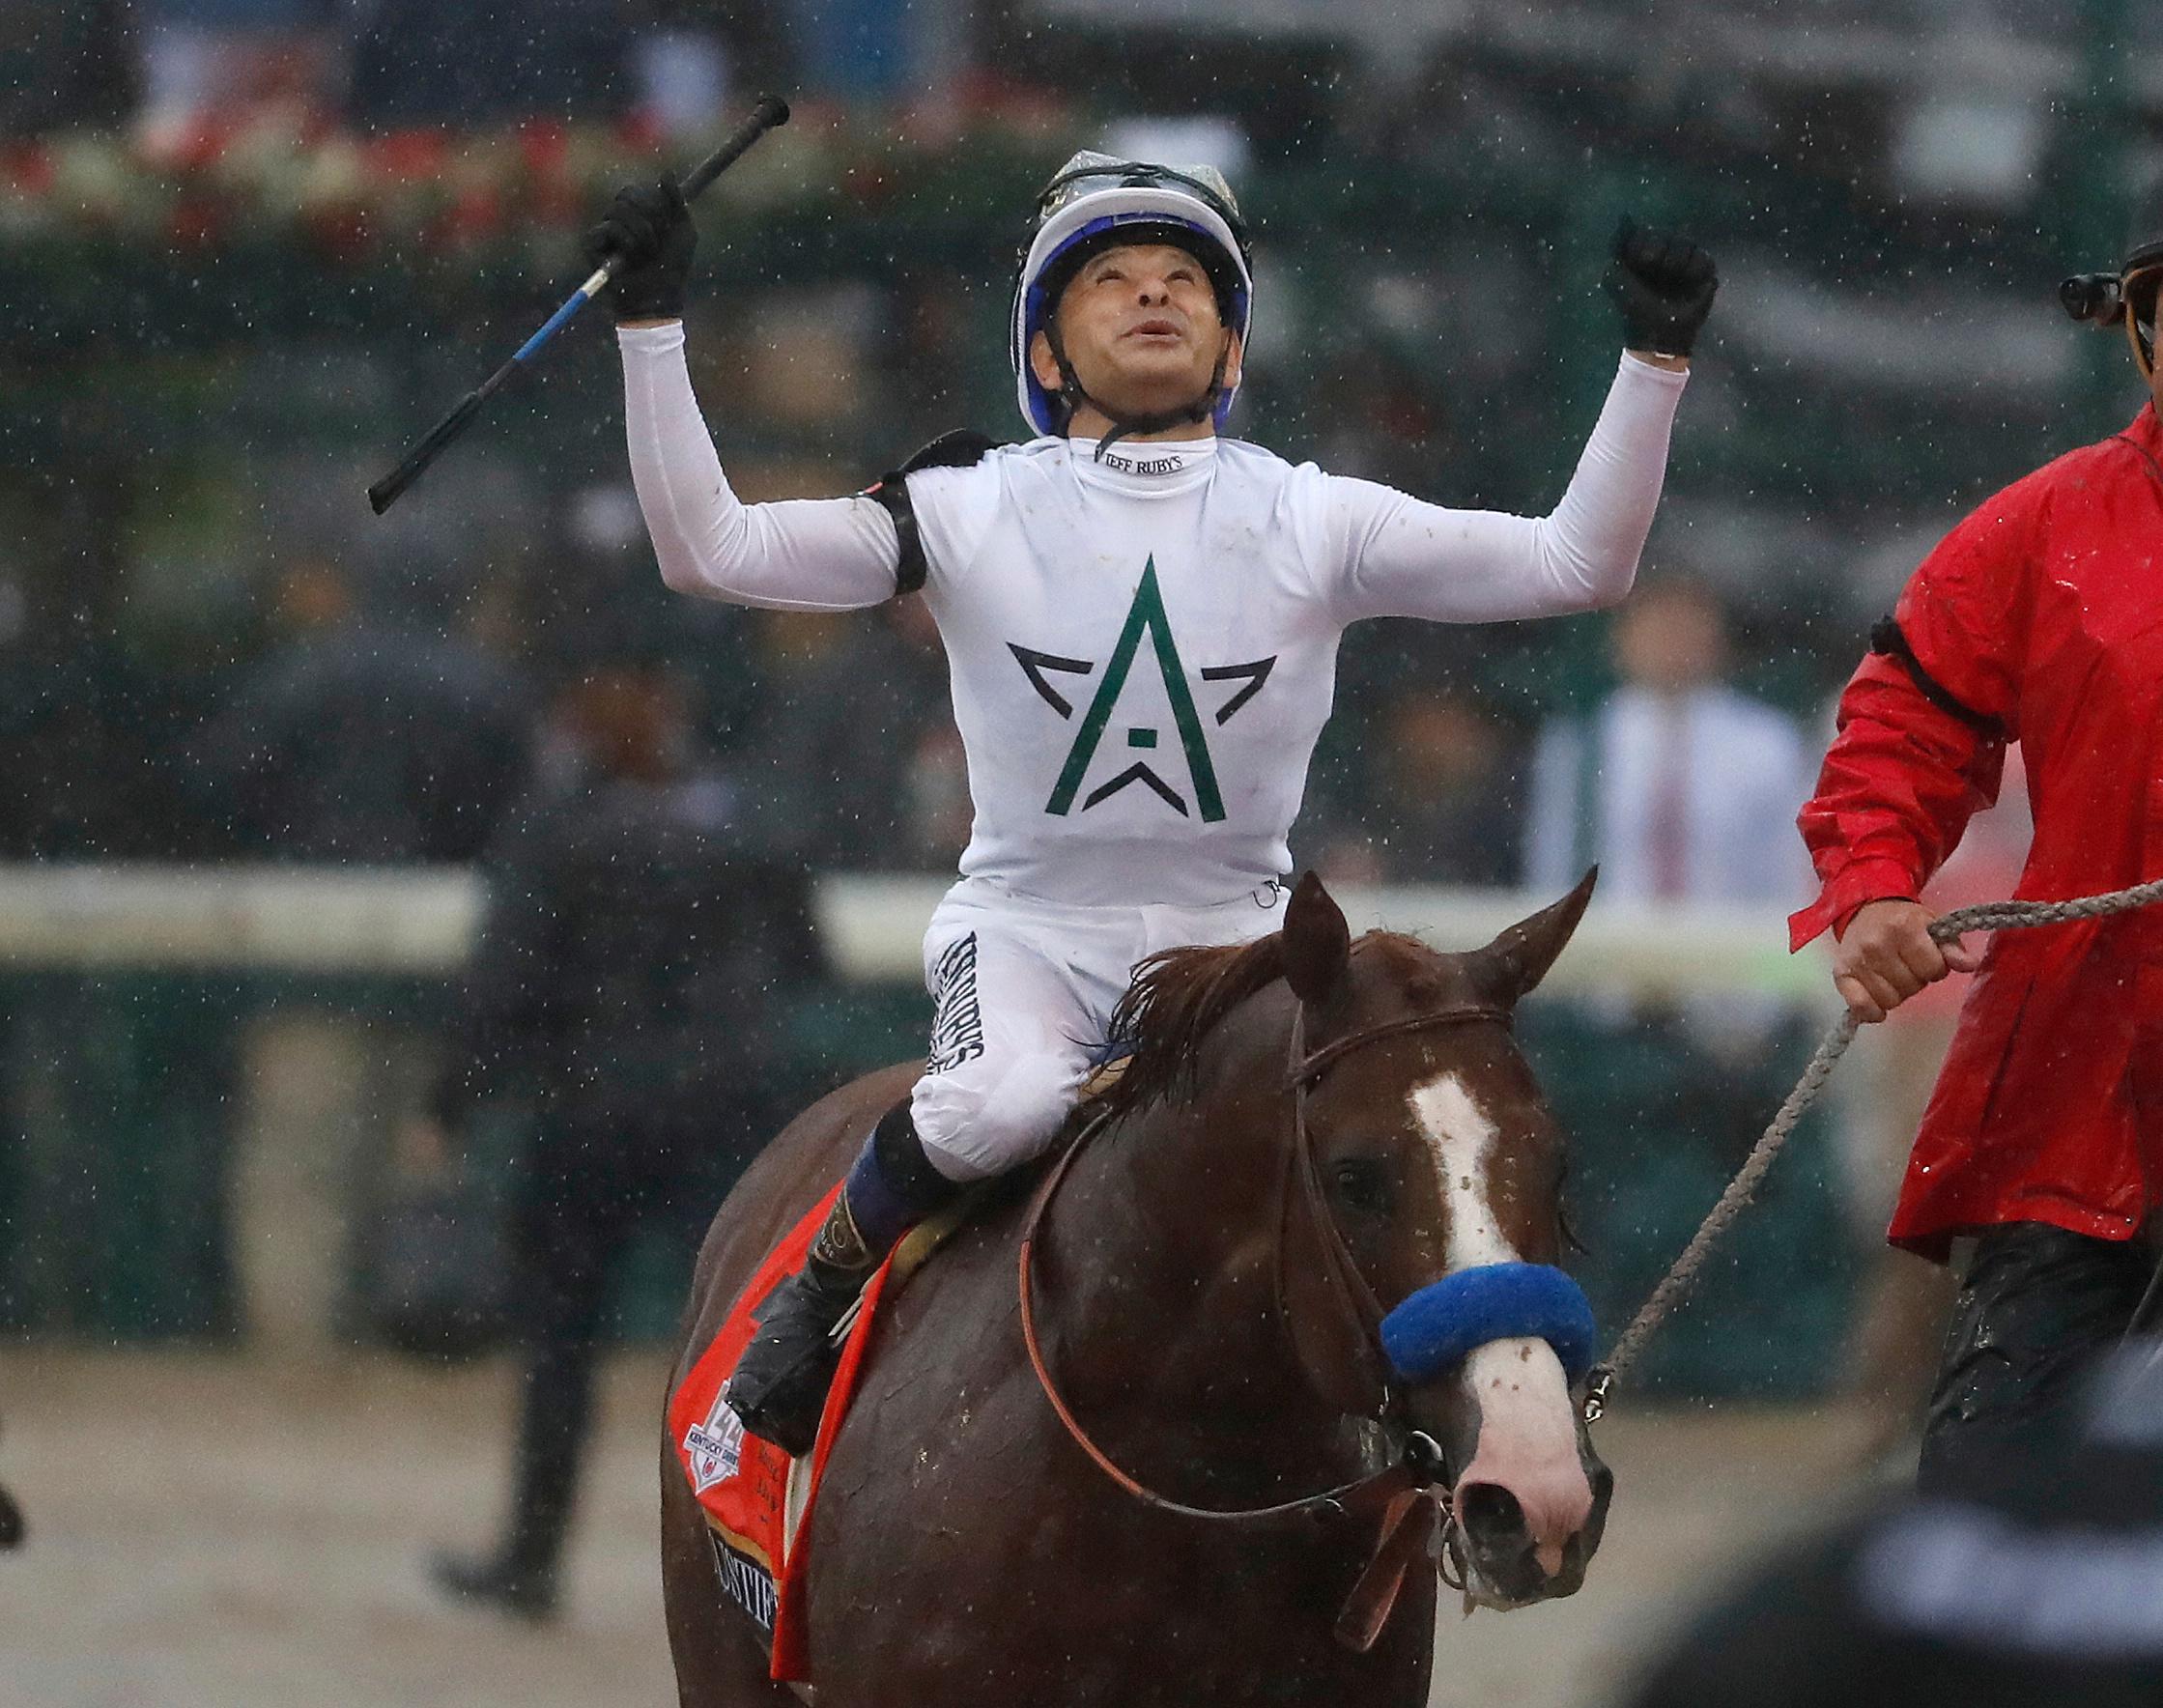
[[1323, 354, 1687, 625], [613, 320, 1690, 906], [618, 322, 899, 612]]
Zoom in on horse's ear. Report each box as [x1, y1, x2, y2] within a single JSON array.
[[1281, 871, 1352, 1009], [1468, 867, 1597, 1007]]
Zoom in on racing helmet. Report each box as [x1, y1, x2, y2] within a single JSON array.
[[1010, 151, 1255, 438]]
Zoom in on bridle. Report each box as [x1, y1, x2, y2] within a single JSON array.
[[1015, 995, 1514, 1648], [1274, 1006, 1514, 1411]]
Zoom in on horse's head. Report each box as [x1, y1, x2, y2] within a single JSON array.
[[1273, 868, 1607, 1609]]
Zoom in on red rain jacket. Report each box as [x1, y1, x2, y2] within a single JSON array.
[[1791, 404, 2163, 1261]]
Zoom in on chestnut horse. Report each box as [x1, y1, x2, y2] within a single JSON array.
[[661, 871, 1608, 1706]]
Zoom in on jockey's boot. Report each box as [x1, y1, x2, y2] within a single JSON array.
[[726, 1100, 960, 1456]]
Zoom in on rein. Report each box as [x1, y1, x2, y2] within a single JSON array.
[[1015, 997, 1509, 1649]]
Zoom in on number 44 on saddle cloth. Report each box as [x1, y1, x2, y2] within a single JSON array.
[[668, 1181, 908, 1683]]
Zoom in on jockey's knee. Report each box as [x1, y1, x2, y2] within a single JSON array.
[[910, 1050, 1083, 1182]]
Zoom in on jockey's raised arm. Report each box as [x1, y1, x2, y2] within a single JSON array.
[[616, 325, 1690, 625], [1318, 352, 1688, 624], [618, 321, 903, 612]]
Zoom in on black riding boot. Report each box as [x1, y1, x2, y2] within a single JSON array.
[[726, 1101, 959, 1456]]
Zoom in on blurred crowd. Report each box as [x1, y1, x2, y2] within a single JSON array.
[[0, 0, 858, 142], [4, 0, 2153, 897], [0, 489, 1830, 903], [2, 0, 2148, 885]]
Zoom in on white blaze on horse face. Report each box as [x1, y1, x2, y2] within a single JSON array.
[[1409, 1074, 1512, 1272], [1409, 1072, 1592, 1580]]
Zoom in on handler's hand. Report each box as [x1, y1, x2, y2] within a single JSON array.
[[1832, 897, 1980, 1024], [1608, 217, 1718, 358], [583, 176, 697, 324]]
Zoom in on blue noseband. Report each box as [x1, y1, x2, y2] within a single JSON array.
[[1379, 1264, 1598, 1387]]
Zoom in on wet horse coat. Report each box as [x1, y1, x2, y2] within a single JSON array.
[[661, 872, 1608, 1706]]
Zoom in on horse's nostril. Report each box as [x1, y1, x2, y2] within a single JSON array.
[[1456, 1480, 1552, 1600], [1456, 1481, 1526, 1543]]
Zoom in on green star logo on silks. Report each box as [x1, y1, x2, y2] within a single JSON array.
[[1010, 558, 1274, 823]]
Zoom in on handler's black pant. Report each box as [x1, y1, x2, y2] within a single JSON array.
[[1918, 1221, 2157, 1497]]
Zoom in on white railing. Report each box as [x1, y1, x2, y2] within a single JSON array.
[[0, 865, 1835, 1005]]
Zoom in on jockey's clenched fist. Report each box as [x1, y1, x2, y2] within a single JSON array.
[[1832, 897, 1980, 1023], [1607, 218, 1719, 358], [583, 176, 697, 324]]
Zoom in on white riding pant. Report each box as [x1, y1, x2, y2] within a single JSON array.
[[908, 876, 1288, 1182]]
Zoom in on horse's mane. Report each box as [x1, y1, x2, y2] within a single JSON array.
[[1098, 935, 1286, 1123], [1097, 927, 1446, 1124]]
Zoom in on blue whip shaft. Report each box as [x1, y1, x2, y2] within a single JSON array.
[[512, 265, 612, 365]]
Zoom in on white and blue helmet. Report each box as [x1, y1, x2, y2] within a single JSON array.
[[1010, 152, 1254, 439]]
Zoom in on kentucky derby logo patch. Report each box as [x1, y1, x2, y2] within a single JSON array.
[[684, 1403, 746, 1495], [1011, 558, 1273, 822]]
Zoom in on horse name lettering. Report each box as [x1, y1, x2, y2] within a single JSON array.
[[714, 1539, 778, 1632]]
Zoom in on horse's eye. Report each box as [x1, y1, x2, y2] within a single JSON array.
[[1328, 1157, 1393, 1216]]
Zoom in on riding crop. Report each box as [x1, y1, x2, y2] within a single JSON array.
[[365, 95, 790, 516], [1580, 874, 2163, 1423]]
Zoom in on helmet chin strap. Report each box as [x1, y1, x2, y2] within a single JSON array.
[[1046, 325, 1232, 458]]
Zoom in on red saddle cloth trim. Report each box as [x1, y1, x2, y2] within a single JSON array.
[[668, 1181, 897, 1683]]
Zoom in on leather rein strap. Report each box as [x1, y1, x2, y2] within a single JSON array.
[[1015, 1107, 1411, 1525], [1014, 998, 1511, 1647]]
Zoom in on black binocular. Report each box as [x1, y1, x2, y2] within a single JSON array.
[[2061, 271, 2127, 327], [2062, 251, 2162, 381]]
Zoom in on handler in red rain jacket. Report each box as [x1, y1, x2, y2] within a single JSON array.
[[1790, 208, 2163, 1497]]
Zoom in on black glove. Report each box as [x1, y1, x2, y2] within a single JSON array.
[[1606, 217, 1718, 357], [582, 176, 697, 322]]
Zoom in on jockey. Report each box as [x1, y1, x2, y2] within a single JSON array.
[[586, 152, 1716, 1456], [1790, 198, 2163, 1495]]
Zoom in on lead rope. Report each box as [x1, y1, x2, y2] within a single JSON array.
[[1580, 875, 2163, 1422]]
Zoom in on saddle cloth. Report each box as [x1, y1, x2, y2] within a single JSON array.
[[669, 1063, 1124, 1681], [669, 1182, 971, 1682]]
